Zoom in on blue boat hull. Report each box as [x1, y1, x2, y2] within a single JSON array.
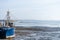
[[0, 27, 15, 39]]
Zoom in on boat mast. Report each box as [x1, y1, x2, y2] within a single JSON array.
[[6, 10, 10, 27]]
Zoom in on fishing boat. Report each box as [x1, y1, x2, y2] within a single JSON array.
[[0, 11, 15, 39]]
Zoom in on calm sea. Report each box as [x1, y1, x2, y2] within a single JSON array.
[[14, 20, 60, 27]]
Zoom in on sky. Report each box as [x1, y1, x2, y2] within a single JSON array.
[[0, 0, 60, 20]]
